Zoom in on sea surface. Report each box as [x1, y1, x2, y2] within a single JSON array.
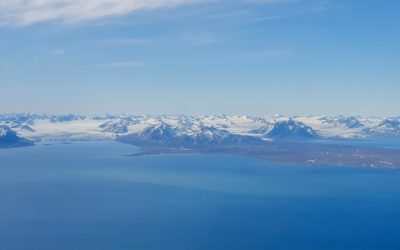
[[1, 141, 400, 250]]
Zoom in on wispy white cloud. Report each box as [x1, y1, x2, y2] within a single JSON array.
[[245, 0, 299, 4], [202, 10, 253, 21], [0, 0, 204, 26], [0, 0, 300, 26]]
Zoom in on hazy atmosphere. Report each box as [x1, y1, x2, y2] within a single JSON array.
[[1, 0, 399, 116]]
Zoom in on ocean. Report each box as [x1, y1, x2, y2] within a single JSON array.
[[1, 141, 400, 250]]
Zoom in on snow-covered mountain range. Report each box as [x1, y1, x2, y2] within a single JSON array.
[[2, 114, 400, 167], [1, 114, 400, 144]]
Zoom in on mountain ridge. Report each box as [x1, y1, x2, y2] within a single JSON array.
[[1, 114, 400, 142]]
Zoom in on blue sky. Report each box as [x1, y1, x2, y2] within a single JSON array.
[[0, 0, 399, 116]]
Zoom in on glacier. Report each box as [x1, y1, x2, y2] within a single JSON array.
[[0, 114, 400, 168], [1, 113, 399, 142], [1, 113, 400, 168]]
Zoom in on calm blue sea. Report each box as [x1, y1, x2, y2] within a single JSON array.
[[1, 141, 400, 250]]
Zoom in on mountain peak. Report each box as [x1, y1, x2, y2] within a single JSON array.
[[267, 119, 319, 139], [0, 125, 33, 147]]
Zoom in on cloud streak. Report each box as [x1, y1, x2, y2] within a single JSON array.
[[0, 0, 203, 26], [0, 0, 300, 26]]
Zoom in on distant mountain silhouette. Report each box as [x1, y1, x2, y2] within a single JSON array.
[[267, 120, 319, 139], [0, 125, 33, 147]]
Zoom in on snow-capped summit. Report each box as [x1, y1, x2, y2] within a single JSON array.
[[267, 120, 319, 139], [100, 119, 131, 134], [367, 119, 400, 137], [0, 113, 399, 143], [118, 121, 264, 147], [320, 116, 364, 129], [50, 114, 86, 123], [0, 125, 33, 147], [0, 125, 10, 137], [138, 122, 178, 141], [184, 123, 241, 145]]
